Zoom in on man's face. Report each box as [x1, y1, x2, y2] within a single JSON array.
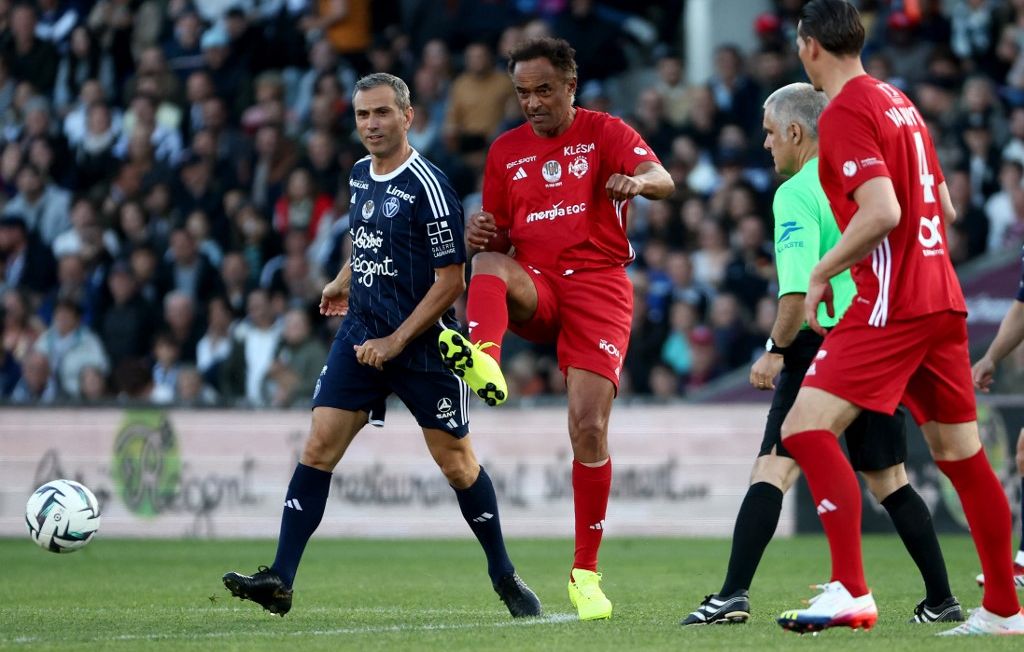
[[762, 109, 798, 176], [353, 86, 412, 160], [512, 58, 577, 137]]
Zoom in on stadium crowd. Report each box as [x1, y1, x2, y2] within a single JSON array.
[[0, 0, 1022, 406]]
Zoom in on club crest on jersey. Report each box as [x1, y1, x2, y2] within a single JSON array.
[[361, 199, 375, 221], [569, 155, 589, 179], [542, 160, 562, 184], [383, 196, 400, 218]]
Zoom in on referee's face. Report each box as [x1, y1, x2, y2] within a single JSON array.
[[762, 110, 796, 177], [354, 86, 413, 160]]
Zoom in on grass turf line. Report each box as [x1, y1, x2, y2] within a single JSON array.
[[0, 534, 1019, 651]]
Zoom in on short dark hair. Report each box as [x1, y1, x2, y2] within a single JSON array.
[[799, 0, 865, 57], [506, 37, 577, 80]]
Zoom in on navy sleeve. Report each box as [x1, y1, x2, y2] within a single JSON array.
[[411, 160, 466, 268]]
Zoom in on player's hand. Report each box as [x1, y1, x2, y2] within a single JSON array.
[[320, 278, 349, 316], [466, 210, 498, 251], [805, 272, 834, 336], [354, 335, 403, 370], [972, 356, 997, 393], [605, 173, 644, 201], [750, 352, 783, 391]]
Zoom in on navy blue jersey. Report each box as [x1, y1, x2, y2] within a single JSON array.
[[337, 150, 465, 371]]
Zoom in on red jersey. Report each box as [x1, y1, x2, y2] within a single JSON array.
[[818, 75, 966, 326], [483, 108, 661, 272]]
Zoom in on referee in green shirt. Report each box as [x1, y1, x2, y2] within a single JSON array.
[[681, 83, 961, 626]]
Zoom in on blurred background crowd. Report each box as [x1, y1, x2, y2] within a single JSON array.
[[0, 0, 1021, 407]]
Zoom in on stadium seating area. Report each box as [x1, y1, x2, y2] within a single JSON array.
[[0, 0, 1019, 405]]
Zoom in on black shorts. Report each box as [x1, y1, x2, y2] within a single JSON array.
[[312, 336, 471, 437], [759, 330, 907, 472]]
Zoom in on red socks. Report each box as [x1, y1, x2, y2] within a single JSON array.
[[466, 274, 508, 364], [936, 449, 1021, 617], [785, 430, 868, 597], [572, 458, 612, 572]]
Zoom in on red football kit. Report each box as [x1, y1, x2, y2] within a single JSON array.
[[481, 108, 661, 387], [804, 75, 974, 424]]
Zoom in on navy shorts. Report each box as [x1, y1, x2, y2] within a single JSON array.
[[312, 337, 471, 437]]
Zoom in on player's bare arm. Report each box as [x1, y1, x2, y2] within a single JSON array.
[[938, 181, 957, 224], [320, 262, 351, 316], [355, 263, 466, 369], [466, 210, 511, 256], [973, 299, 1024, 392], [805, 176, 901, 332], [605, 161, 674, 202], [750, 294, 805, 390]]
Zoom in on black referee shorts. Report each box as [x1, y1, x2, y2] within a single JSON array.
[[758, 329, 907, 472]]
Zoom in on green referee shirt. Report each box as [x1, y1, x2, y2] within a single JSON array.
[[772, 156, 856, 329]]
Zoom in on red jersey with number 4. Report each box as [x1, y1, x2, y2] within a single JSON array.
[[818, 74, 966, 326], [483, 108, 661, 272]]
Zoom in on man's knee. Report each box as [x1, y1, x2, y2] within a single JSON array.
[[568, 406, 609, 455], [470, 252, 513, 279], [751, 454, 799, 492], [301, 427, 340, 470], [437, 450, 479, 489], [861, 464, 908, 502]]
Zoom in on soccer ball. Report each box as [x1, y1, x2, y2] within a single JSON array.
[[25, 479, 102, 553]]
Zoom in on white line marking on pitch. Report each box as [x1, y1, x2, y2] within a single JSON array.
[[2, 613, 579, 645]]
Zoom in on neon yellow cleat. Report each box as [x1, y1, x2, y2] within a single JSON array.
[[438, 328, 508, 406], [568, 568, 612, 621]]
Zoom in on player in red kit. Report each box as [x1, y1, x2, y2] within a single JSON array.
[[437, 37, 673, 621], [775, 0, 1024, 636]]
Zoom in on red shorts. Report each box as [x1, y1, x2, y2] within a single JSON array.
[[508, 263, 632, 390], [801, 309, 976, 425]]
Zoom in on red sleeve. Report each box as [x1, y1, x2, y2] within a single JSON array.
[[273, 197, 288, 233], [482, 144, 511, 229], [600, 115, 662, 176], [820, 103, 890, 199]]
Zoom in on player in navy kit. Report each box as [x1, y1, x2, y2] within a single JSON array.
[[222, 73, 541, 619]]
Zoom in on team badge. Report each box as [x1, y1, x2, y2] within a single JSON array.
[[361, 200, 375, 221], [568, 155, 589, 179], [383, 196, 400, 218], [542, 160, 562, 183]]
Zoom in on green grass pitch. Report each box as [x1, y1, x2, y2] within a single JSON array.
[[0, 534, 1020, 650]]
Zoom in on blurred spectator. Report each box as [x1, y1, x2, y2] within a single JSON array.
[[690, 218, 730, 287], [150, 330, 181, 404], [985, 158, 1024, 251], [185, 209, 224, 268], [299, 129, 343, 198], [78, 364, 110, 403], [443, 41, 514, 161], [201, 26, 253, 118], [951, 0, 999, 70], [158, 227, 223, 304], [250, 123, 298, 211], [163, 8, 205, 80], [959, 111, 1001, 207], [685, 325, 721, 391], [4, 163, 71, 247], [220, 251, 254, 317], [54, 25, 116, 113], [708, 292, 754, 372], [53, 197, 118, 260], [1, 3, 59, 93], [175, 363, 218, 406], [877, 11, 933, 88], [33, 297, 109, 398], [629, 88, 677, 162], [9, 350, 57, 403], [0, 214, 57, 297], [661, 301, 698, 377], [306, 0, 372, 72], [553, 0, 628, 84], [221, 287, 280, 406], [100, 261, 157, 369], [655, 55, 692, 128], [71, 101, 120, 192], [273, 168, 332, 240], [264, 308, 326, 407], [162, 290, 202, 363], [948, 168, 990, 261], [196, 295, 234, 388], [707, 45, 761, 137], [722, 214, 773, 314]]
